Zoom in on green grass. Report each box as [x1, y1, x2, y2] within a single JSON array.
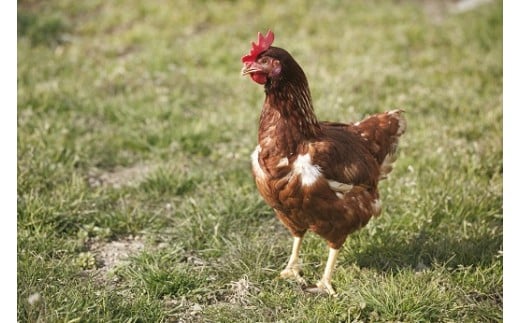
[[18, 0, 502, 321]]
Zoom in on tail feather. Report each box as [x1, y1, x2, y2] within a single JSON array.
[[354, 109, 406, 179]]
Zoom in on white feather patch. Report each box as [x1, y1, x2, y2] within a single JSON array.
[[277, 157, 289, 168], [327, 180, 353, 195], [251, 145, 266, 179], [371, 199, 382, 215], [388, 109, 407, 135], [293, 153, 322, 186]]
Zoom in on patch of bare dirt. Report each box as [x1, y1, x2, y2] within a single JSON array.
[[88, 163, 158, 188], [86, 235, 145, 283], [93, 236, 145, 269]]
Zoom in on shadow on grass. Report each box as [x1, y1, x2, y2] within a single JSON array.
[[351, 219, 502, 272]]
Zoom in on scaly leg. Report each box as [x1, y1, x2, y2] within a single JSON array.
[[306, 247, 339, 296], [279, 237, 306, 284]]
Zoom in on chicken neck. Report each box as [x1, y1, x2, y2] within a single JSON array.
[[258, 78, 322, 159]]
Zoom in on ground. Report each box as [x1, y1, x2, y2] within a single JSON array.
[[18, 0, 502, 321]]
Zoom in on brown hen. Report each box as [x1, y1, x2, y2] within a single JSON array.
[[241, 31, 406, 295]]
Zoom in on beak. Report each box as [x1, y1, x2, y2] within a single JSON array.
[[241, 63, 262, 76]]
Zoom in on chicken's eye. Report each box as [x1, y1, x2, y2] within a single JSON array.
[[259, 57, 269, 65]]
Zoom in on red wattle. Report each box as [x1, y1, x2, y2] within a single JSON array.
[[250, 73, 267, 84]]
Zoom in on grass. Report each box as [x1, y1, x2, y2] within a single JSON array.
[[18, 0, 502, 321]]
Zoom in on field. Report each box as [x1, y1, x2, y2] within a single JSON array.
[[18, 0, 502, 321]]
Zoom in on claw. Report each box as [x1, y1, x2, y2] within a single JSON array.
[[304, 278, 337, 296], [280, 267, 306, 285], [304, 247, 340, 296]]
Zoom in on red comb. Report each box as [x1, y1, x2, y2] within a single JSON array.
[[241, 30, 275, 64]]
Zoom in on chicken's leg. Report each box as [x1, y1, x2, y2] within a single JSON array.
[[305, 247, 339, 296], [279, 236, 306, 284]]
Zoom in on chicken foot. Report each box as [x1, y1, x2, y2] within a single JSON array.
[[305, 247, 339, 296], [279, 236, 306, 284]]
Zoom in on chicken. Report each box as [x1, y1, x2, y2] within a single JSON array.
[[241, 30, 406, 295]]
